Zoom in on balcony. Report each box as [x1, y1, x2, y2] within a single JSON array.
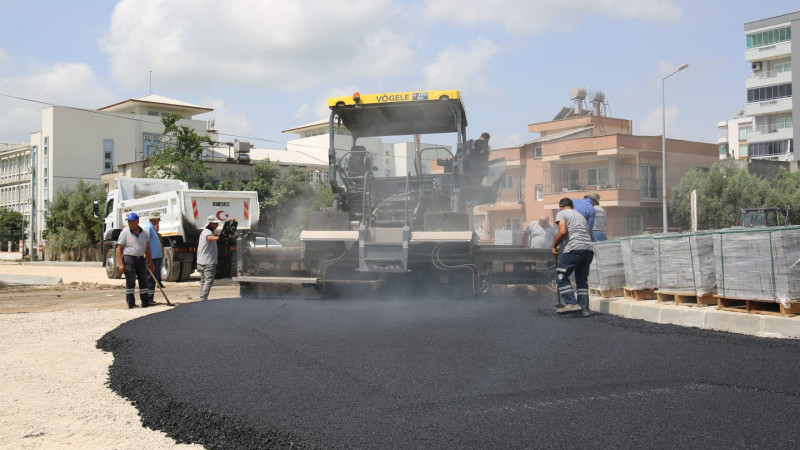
[[746, 97, 792, 116], [542, 177, 660, 208], [748, 123, 794, 143], [746, 69, 792, 89], [745, 40, 791, 62]]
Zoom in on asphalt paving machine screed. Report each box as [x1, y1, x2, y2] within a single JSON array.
[[233, 90, 554, 298]]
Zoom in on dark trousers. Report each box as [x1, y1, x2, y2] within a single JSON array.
[[147, 257, 163, 301], [123, 255, 151, 307], [556, 250, 595, 309]]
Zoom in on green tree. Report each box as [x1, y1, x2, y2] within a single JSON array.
[[0, 207, 26, 251], [669, 161, 772, 230], [145, 112, 214, 187], [764, 169, 800, 224], [242, 160, 333, 242], [43, 181, 107, 260]]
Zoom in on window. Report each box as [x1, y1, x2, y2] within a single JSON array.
[[505, 218, 522, 230], [561, 169, 579, 191], [535, 184, 543, 201], [740, 144, 748, 157], [102, 139, 114, 173], [751, 140, 791, 157], [640, 164, 658, 199], [533, 146, 542, 159], [142, 133, 162, 159], [775, 62, 791, 73], [746, 26, 791, 48], [502, 175, 513, 189], [776, 117, 792, 129], [719, 143, 729, 156], [739, 126, 750, 140], [586, 167, 609, 187], [626, 214, 644, 235], [747, 83, 792, 103]]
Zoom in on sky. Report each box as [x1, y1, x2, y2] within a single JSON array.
[[0, 0, 798, 151]]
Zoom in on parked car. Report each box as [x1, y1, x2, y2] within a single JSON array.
[[249, 234, 283, 248]]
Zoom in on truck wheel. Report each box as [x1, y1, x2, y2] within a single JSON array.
[[178, 261, 194, 281], [162, 248, 181, 282], [105, 248, 122, 279]]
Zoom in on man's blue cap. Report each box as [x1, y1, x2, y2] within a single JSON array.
[[127, 212, 139, 221]]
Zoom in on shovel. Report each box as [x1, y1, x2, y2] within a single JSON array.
[[553, 253, 564, 309], [146, 266, 172, 306]]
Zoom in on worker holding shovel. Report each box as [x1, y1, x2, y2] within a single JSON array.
[[552, 198, 595, 317], [142, 211, 164, 304]]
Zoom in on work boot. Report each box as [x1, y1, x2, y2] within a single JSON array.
[[556, 303, 582, 314], [581, 308, 593, 317]]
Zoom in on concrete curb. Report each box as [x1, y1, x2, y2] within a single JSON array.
[[590, 296, 800, 339], [0, 274, 63, 286]]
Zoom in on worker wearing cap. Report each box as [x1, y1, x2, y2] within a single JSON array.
[[586, 192, 607, 241], [116, 212, 154, 308], [196, 215, 221, 301], [142, 211, 164, 301]]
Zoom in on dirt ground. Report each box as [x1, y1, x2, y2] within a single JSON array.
[[0, 263, 238, 449]]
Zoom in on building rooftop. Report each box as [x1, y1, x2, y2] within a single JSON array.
[[526, 126, 595, 145], [98, 94, 213, 116]]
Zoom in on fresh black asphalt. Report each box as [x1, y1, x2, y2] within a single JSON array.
[[98, 294, 800, 449]]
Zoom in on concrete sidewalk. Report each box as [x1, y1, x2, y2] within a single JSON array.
[[590, 296, 800, 339]]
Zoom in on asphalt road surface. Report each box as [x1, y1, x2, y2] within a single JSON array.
[[99, 293, 800, 449]]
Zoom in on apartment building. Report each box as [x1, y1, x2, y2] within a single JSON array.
[[474, 90, 719, 241], [744, 11, 798, 161], [718, 115, 755, 159], [0, 143, 33, 249]]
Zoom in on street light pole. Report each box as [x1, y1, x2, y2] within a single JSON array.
[[661, 62, 689, 233]]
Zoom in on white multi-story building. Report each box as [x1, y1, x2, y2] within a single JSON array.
[[717, 115, 755, 159], [24, 95, 214, 253], [744, 11, 798, 161], [0, 143, 33, 249]]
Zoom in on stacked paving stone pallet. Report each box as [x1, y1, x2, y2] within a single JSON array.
[[588, 239, 625, 295], [713, 226, 800, 306], [619, 234, 663, 295], [654, 232, 717, 296]]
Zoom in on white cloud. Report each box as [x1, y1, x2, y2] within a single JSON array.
[[101, 0, 418, 91], [294, 85, 360, 125], [0, 62, 116, 143], [0, 48, 9, 66], [422, 38, 498, 96], [423, 0, 682, 34], [494, 132, 522, 149], [639, 105, 679, 136], [202, 98, 252, 142]]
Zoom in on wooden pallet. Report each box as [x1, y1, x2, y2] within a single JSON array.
[[623, 287, 656, 300], [656, 291, 716, 307], [590, 287, 624, 298], [715, 296, 800, 317]]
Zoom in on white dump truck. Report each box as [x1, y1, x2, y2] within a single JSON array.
[[96, 178, 260, 281]]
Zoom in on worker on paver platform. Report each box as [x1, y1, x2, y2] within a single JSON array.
[[553, 198, 594, 317], [116, 212, 155, 309]]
